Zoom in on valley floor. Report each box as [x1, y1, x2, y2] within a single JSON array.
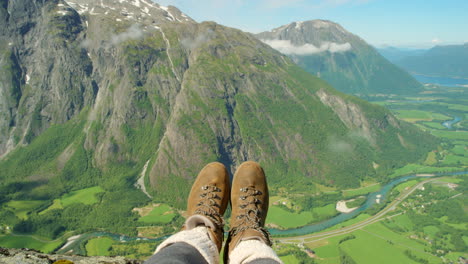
[[274, 84, 468, 263], [1, 85, 467, 263]]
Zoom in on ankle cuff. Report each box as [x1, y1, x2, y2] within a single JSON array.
[[229, 239, 283, 264], [185, 214, 217, 230], [155, 226, 219, 264]]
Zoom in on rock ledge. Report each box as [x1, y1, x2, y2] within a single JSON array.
[[0, 248, 142, 264]]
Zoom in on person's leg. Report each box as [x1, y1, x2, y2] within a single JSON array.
[[247, 259, 281, 264], [145, 241, 207, 264], [144, 162, 231, 264], [247, 260, 281, 264], [224, 161, 283, 264]]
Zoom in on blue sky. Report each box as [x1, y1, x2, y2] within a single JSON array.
[[154, 0, 468, 48]]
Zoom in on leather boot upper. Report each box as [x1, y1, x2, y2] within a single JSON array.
[[225, 161, 272, 261], [185, 162, 230, 251]]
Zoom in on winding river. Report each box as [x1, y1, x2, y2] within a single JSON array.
[[270, 170, 467, 236], [442, 116, 461, 129], [58, 171, 467, 253], [64, 116, 465, 245]]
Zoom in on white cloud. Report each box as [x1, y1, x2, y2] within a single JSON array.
[[110, 24, 144, 45], [80, 39, 92, 48], [328, 139, 353, 153], [180, 29, 214, 50], [262, 39, 352, 55], [328, 42, 352, 52], [431, 38, 441, 44]]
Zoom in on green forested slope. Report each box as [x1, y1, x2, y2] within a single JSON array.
[[0, 0, 437, 239]]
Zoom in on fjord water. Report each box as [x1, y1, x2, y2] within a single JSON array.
[[412, 74, 468, 86]]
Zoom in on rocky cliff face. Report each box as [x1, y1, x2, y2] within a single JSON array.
[[256, 20, 423, 96], [0, 0, 95, 156], [0, 1, 436, 208], [0, 247, 141, 264]]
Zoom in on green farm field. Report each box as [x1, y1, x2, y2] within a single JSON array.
[[307, 220, 442, 264], [4, 200, 45, 219], [451, 145, 467, 156], [267, 206, 314, 229], [419, 121, 446, 129], [277, 83, 468, 263], [85, 237, 114, 256], [342, 183, 381, 197], [393, 110, 450, 122], [39, 199, 63, 215], [442, 154, 468, 165], [339, 228, 438, 264], [389, 163, 461, 178], [278, 254, 301, 264], [394, 179, 420, 192], [38, 186, 104, 215], [137, 204, 176, 224], [362, 88, 467, 263], [293, 175, 468, 264], [1, 86, 465, 262], [61, 186, 104, 207], [267, 204, 337, 229], [0, 235, 63, 253], [383, 214, 414, 231], [431, 130, 468, 140]]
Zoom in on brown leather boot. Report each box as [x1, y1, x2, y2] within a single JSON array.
[[224, 161, 272, 263], [184, 162, 230, 251]]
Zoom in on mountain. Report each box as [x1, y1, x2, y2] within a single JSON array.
[[0, 0, 436, 232], [256, 20, 424, 96], [395, 43, 468, 79], [377, 46, 427, 63]]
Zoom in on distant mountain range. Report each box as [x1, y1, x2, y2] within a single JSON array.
[[0, 0, 436, 215], [377, 46, 427, 63], [384, 43, 468, 79], [256, 20, 424, 96]]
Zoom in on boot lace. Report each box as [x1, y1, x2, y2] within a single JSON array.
[[229, 186, 272, 245], [194, 185, 224, 228]]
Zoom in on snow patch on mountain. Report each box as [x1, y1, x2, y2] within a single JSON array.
[[312, 20, 332, 29], [295, 21, 303, 29], [64, 0, 191, 23]]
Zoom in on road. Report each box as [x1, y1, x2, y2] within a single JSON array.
[[278, 178, 438, 244]]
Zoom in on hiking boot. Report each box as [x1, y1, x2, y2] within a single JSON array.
[[184, 162, 230, 251], [224, 161, 272, 262]]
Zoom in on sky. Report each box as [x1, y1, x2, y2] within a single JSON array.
[[154, 0, 468, 49]]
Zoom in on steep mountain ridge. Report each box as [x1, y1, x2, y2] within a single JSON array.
[[377, 46, 427, 63], [395, 43, 468, 79], [0, 0, 436, 213], [256, 20, 424, 96]]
